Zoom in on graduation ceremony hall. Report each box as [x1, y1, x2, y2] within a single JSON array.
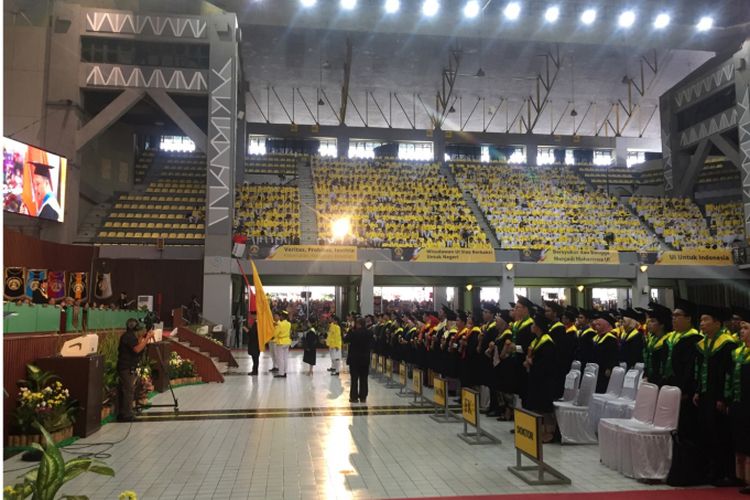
[[2, 0, 750, 499]]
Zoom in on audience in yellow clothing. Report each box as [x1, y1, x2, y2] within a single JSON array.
[[629, 196, 722, 250], [313, 158, 489, 249], [326, 317, 343, 376], [235, 184, 300, 245], [272, 311, 292, 378], [452, 161, 660, 251], [705, 201, 745, 245]]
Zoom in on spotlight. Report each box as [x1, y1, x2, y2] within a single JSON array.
[[363, 261, 373, 271], [300, 0, 316, 7], [422, 0, 439, 17], [331, 217, 351, 240], [696, 16, 713, 31], [505, 263, 514, 271], [464, 0, 480, 18], [653, 13, 670, 29], [504, 2, 521, 20], [618, 10, 636, 28], [340, 0, 356, 10], [580, 8, 596, 25], [544, 6, 559, 23], [384, 0, 400, 14]]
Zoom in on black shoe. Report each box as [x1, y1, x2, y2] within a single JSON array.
[[269, 368, 278, 372], [117, 415, 135, 422], [349, 398, 359, 403], [327, 368, 335, 372], [248, 371, 258, 376], [331, 371, 339, 376], [739, 486, 750, 495], [360, 398, 367, 403], [273, 374, 287, 378], [713, 477, 744, 487]]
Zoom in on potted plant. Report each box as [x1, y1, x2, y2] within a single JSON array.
[[9, 365, 78, 447], [134, 361, 154, 407], [97, 330, 120, 420]]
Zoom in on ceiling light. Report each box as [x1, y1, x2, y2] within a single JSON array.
[[639, 264, 649, 273], [696, 16, 713, 31], [505, 263, 514, 271], [363, 261, 373, 270], [340, 0, 356, 10], [504, 2, 521, 20], [384, 0, 400, 14], [577, 285, 584, 292], [618, 10, 636, 28], [464, 0, 480, 18], [466, 284, 473, 291], [580, 8, 596, 25], [544, 6, 559, 23], [300, 0, 316, 7], [422, 0, 439, 17], [653, 13, 670, 29]]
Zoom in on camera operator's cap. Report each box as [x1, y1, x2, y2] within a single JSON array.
[[698, 304, 731, 322], [543, 300, 564, 316]]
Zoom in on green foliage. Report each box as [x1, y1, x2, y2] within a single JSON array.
[[167, 352, 197, 379], [97, 331, 120, 404], [14, 365, 78, 434], [3, 424, 114, 500]]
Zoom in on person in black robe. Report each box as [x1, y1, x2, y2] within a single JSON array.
[[727, 311, 750, 494], [642, 302, 672, 387], [575, 309, 597, 369], [509, 296, 536, 397], [302, 319, 319, 375], [522, 310, 558, 443], [544, 300, 568, 399], [492, 309, 517, 421], [618, 308, 645, 369], [479, 305, 501, 416], [345, 317, 373, 403], [590, 311, 619, 393], [246, 312, 260, 376], [693, 304, 739, 487]]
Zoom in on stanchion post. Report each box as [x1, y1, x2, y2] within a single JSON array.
[[507, 408, 571, 485], [457, 387, 501, 445], [429, 375, 461, 422]]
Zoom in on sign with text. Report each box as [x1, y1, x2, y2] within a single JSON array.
[[412, 368, 423, 395], [461, 388, 478, 427], [399, 362, 407, 386], [391, 247, 495, 263], [539, 249, 620, 265], [514, 408, 542, 460], [385, 358, 393, 378], [433, 376, 446, 407], [247, 245, 358, 261], [656, 249, 733, 266]]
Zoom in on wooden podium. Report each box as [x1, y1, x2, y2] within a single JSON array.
[[36, 354, 104, 438], [147, 341, 172, 393]]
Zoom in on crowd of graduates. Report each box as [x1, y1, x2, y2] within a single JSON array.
[[357, 296, 750, 493]]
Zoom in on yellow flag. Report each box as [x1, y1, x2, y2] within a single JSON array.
[[251, 260, 274, 352]]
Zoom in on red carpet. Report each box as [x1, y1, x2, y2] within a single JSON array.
[[391, 488, 743, 500]]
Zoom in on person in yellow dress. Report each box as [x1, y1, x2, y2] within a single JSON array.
[[273, 311, 292, 378], [326, 315, 343, 376]]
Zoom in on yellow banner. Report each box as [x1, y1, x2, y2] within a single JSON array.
[[406, 247, 495, 263], [433, 377, 446, 407], [399, 362, 407, 386], [461, 388, 478, 427], [656, 249, 733, 266], [412, 368, 423, 395], [539, 248, 620, 264], [514, 408, 541, 460], [267, 245, 357, 261]]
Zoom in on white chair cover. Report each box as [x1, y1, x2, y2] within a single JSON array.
[[597, 382, 659, 471], [619, 386, 681, 479], [561, 370, 581, 402], [554, 372, 598, 444], [601, 369, 642, 419], [633, 362, 645, 376], [587, 366, 626, 434], [571, 360, 582, 372], [584, 363, 599, 380]]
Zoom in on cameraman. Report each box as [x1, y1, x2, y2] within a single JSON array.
[[117, 318, 154, 422]]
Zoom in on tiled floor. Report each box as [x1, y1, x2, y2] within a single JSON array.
[[4, 351, 675, 499]]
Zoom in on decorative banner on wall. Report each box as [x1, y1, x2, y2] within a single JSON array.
[[538, 249, 620, 265], [264, 245, 358, 261], [391, 247, 495, 263], [68, 272, 89, 301], [47, 271, 66, 301], [25, 269, 48, 298], [95, 272, 113, 300], [4, 267, 26, 300], [656, 249, 733, 266]]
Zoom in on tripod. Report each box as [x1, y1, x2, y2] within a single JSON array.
[[136, 342, 179, 413]]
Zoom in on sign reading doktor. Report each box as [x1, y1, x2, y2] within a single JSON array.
[[514, 408, 541, 460]]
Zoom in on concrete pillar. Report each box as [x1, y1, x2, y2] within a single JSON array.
[[572, 286, 586, 309], [335, 286, 344, 316], [433, 286, 449, 311], [616, 288, 629, 309], [469, 286, 481, 313], [631, 268, 650, 309], [527, 287, 542, 305], [525, 143, 538, 167], [433, 128, 446, 163], [202, 258, 232, 331], [500, 265, 515, 308], [360, 263, 374, 315], [346, 285, 358, 315], [337, 134, 350, 159], [660, 288, 675, 309]]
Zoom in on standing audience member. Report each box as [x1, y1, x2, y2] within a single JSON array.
[[117, 318, 154, 422], [273, 310, 292, 378], [345, 317, 372, 403], [327, 315, 343, 376], [246, 312, 259, 376], [302, 319, 319, 375], [727, 312, 750, 495]]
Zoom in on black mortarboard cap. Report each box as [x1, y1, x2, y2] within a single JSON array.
[[445, 309, 458, 321], [31, 161, 54, 181], [594, 311, 617, 326], [457, 311, 469, 323], [482, 304, 500, 314], [646, 301, 673, 328], [622, 307, 646, 323], [674, 297, 698, 319], [544, 300, 564, 316], [578, 308, 593, 319], [508, 301, 516, 308], [516, 295, 536, 310], [731, 306, 750, 323], [532, 311, 551, 333], [698, 304, 731, 322], [562, 306, 578, 322], [498, 309, 513, 324]]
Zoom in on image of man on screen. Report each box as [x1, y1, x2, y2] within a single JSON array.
[[31, 161, 61, 221]]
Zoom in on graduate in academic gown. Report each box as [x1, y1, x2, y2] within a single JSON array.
[[618, 308, 645, 369], [726, 312, 750, 495], [575, 309, 597, 369], [479, 305, 501, 416], [509, 296, 537, 396], [590, 311, 619, 393], [693, 304, 740, 487], [543, 300, 568, 399], [642, 302, 672, 387], [522, 310, 559, 443], [302, 319, 319, 375], [490, 309, 516, 421]]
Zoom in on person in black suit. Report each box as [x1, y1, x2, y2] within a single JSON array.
[[345, 317, 372, 403], [246, 311, 260, 375]]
